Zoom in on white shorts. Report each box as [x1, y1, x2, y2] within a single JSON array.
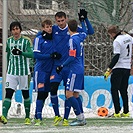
[[5, 74, 29, 91]]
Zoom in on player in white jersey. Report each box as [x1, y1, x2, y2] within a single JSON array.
[[104, 25, 133, 118], [0, 21, 33, 125]]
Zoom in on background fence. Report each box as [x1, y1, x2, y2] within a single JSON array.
[[1, 0, 133, 76]]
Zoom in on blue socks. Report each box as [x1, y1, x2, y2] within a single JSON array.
[[76, 97, 83, 113], [64, 98, 71, 119], [36, 100, 44, 120], [51, 95, 60, 116], [68, 96, 81, 115]]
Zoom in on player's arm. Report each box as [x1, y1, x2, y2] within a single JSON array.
[[21, 38, 33, 58], [56, 51, 75, 74], [57, 50, 75, 67], [22, 45, 33, 58], [104, 41, 120, 80], [33, 37, 50, 59], [104, 54, 120, 81], [85, 18, 94, 35], [81, 21, 87, 34], [62, 52, 75, 66], [6, 43, 10, 69], [34, 51, 62, 60], [108, 41, 120, 69], [33, 51, 51, 59], [108, 54, 120, 69], [78, 9, 94, 35], [61, 39, 76, 66], [56, 39, 76, 74], [11, 38, 33, 58]]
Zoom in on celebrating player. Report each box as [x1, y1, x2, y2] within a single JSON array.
[[50, 9, 94, 126], [0, 21, 33, 125], [104, 25, 133, 117], [33, 19, 61, 126], [56, 19, 88, 126]]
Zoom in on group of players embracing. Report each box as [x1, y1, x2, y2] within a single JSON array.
[[0, 9, 94, 126]]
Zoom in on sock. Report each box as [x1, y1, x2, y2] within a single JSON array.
[[76, 97, 83, 113], [36, 100, 44, 120], [34, 108, 37, 119], [77, 113, 84, 120], [24, 98, 30, 118], [64, 98, 71, 120], [68, 96, 80, 116], [50, 95, 60, 116], [2, 98, 11, 118]]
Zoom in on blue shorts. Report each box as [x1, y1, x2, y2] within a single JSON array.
[[33, 71, 50, 92], [50, 66, 69, 86], [66, 71, 84, 92]]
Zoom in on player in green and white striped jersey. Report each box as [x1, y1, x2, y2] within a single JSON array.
[[0, 21, 33, 125], [6, 35, 32, 75]]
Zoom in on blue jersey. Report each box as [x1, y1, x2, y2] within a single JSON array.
[[65, 32, 87, 92], [52, 25, 84, 66], [66, 32, 87, 73], [33, 35, 54, 73]]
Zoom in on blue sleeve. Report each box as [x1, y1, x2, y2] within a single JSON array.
[[85, 18, 94, 35], [81, 21, 87, 34], [36, 31, 42, 37], [62, 56, 75, 66], [34, 52, 51, 59]]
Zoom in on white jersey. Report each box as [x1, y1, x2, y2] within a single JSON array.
[[113, 33, 133, 69]]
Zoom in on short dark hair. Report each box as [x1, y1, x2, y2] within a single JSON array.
[[55, 11, 66, 18], [68, 19, 78, 32], [41, 19, 52, 27], [10, 21, 22, 31]]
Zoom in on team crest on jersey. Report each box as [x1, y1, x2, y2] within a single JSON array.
[[50, 75, 55, 80]]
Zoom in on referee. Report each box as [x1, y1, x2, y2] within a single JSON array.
[[104, 25, 133, 117]]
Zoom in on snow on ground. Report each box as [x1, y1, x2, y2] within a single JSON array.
[[0, 124, 133, 133], [0, 100, 133, 133]]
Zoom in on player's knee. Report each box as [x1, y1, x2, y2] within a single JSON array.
[[73, 92, 79, 98], [66, 90, 73, 99], [50, 82, 60, 95], [5, 88, 15, 99], [37, 91, 48, 100], [22, 90, 29, 99], [43, 92, 48, 100]]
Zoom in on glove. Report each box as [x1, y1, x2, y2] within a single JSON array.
[[80, 9, 87, 19], [56, 65, 63, 74], [12, 47, 22, 55], [78, 13, 85, 22], [50, 52, 62, 59], [104, 68, 111, 81]]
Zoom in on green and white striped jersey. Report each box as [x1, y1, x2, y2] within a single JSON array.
[[6, 35, 33, 76]]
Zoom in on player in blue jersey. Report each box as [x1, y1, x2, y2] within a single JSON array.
[[56, 19, 88, 126], [33, 19, 62, 126], [50, 9, 94, 126]]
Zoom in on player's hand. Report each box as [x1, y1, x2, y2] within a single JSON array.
[[12, 47, 22, 55], [104, 68, 111, 81], [78, 13, 85, 22], [50, 52, 62, 59], [80, 9, 87, 19], [56, 65, 63, 74]]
